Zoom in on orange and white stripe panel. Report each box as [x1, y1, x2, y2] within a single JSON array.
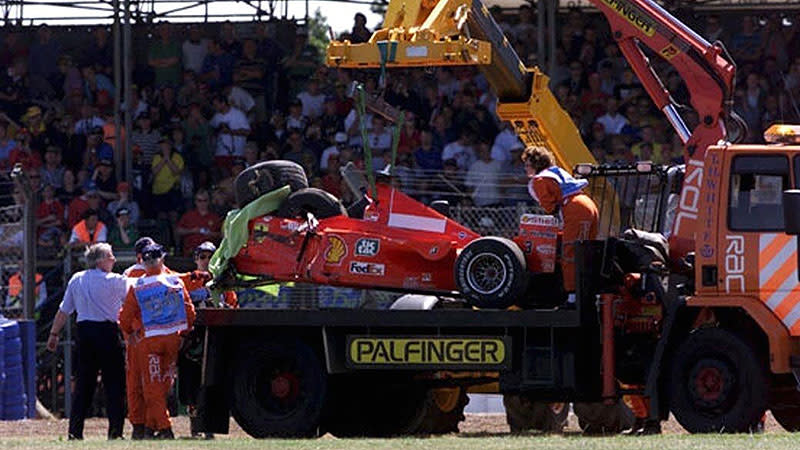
[[759, 233, 800, 335]]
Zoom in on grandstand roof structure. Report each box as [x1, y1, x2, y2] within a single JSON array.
[[3, 0, 800, 26]]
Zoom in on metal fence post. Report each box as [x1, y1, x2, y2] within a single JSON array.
[[63, 247, 73, 418], [10, 164, 36, 320]]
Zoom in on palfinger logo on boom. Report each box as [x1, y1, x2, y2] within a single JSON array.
[[347, 336, 510, 369], [601, 0, 656, 37]]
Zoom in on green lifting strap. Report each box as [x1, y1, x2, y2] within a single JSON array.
[[355, 85, 378, 200], [376, 40, 398, 90]]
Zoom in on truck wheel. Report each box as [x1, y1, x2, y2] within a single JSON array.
[[231, 340, 326, 438], [503, 395, 568, 433], [277, 188, 348, 220], [574, 401, 634, 434], [455, 237, 528, 309], [668, 328, 767, 433], [235, 160, 309, 206]]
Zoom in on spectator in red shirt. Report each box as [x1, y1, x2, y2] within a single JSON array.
[[37, 183, 65, 247], [176, 189, 221, 256], [8, 129, 42, 171]]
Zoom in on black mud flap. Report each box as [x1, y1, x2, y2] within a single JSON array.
[[196, 385, 231, 434]]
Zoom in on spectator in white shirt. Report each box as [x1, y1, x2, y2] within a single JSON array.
[[366, 115, 392, 154], [74, 104, 105, 136], [442, 129, 477, 171], [466, 141, 504, 206], [296, 79, 326, 119], [596, 97, 629, 135], [491, 125, 524, 168], [209, 94, 250, 168], [182, 26, 208, 74]]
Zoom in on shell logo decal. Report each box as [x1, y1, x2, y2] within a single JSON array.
[[324, 235, 347, 265], [253, 222, 270, 243]]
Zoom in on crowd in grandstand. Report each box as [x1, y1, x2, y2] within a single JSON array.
[[2, 8, 800, 256]]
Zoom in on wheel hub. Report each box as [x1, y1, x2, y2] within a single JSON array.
[[466, 253, 507, 295], [689, 359, 734, 409], [270, 372, 300, 403]]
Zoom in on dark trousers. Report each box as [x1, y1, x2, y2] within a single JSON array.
[[68, 321, 126, 439]]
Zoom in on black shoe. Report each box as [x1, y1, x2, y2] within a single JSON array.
[[131, 424, 146, 440], [153, 428, 175, 440], [144, 427, 156, 440], [67, 434, 83, 440], [639, 420, 661, 435]]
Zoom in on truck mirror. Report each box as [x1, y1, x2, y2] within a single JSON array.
[[783, 190, 800, 235]]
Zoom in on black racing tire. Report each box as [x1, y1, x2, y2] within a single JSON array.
[[668, 328, 767, 433], [234, 160, 309, 206], [322, 381, 466, 436], [503, 395, 568, 433], [230, 340, 326, 438], [574, 401, 635, 435], [277, 188, 348, 220], [455, 237, 528, 309]]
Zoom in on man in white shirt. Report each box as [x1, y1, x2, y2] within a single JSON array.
[[296, 79, 326, 119], [366, 116, 392, 154], [466, 141, 504, 206], [595, 97, 629, 135], [182, 26, 208, 74], [491, 125, 524, 168], [442, 129, 477, 171], [47, 243, 129, 440], [209, 95, 250, 168], [321, 132, 347, 171]]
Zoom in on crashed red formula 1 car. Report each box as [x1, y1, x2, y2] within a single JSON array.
[[226, 160, 559, 308]]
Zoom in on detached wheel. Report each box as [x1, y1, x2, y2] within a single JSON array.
[[574, 401, 634, 435], [504, 396, 568, 433], [455, 237, 528, 309], [235, 160, 309, 206], [277, 188, 348, 219], [231, 340, 326, 438], [669, 328, 767, 433]]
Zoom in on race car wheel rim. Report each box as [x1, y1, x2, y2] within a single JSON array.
[[465, 252, 507, 295]]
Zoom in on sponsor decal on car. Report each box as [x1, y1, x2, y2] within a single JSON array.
[[252, 222, 270, 243], [324, 235, 347, 265], [355, 238, 380, 257], [421, 273, 432, 282], [280, 220, 300, 232], [346, 336, 510, 369], [349, 261, 385, 276]]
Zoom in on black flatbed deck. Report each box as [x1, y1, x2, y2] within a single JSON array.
[[197, 307, 582, 328]]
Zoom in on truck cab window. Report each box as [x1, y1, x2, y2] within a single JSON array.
[[728, 155, 789, 231]]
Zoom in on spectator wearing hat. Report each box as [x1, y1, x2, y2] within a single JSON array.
[[69, 208, 108, 248], [84, 125, 114, 169], [107, 182, 141, 225], [320, 131, 347, 171], [40, 145, 66, 189], [119, 243, 195, 439], [150, 136, 184, 222], [109, 207, 138, 250], [21, 105, 53, 152], [176, 189, 221, 256], [93, 158, 118, 201], [47, 243, 128, 440], [8, 128, 43, 172], [209, 95, 250, 169]]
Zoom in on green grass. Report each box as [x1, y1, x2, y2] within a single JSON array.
[[2, 434, 800, 450]]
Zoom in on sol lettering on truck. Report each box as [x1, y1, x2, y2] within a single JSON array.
[[346, 336, 510, 369]]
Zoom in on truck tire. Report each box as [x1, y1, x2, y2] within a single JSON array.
[[772, 405, 800, 431], [668, 328, 767, 433], [574, 401, 634, 434], [231, 340, 326, 438], [234, 160, 308, 206], [503, 395, 568, 433], [277, 188, 348, 220], [454, 237, 528, 309]]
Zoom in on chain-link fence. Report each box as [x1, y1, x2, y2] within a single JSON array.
[[0, 179, 25, 318]]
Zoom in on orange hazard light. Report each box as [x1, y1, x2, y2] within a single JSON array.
[[764, 124, 800, 144]]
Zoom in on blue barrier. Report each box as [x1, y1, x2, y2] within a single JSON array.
[[0, 319, 27, 420], [17, 321, 36, 419]]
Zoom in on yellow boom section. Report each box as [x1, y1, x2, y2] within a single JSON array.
[[325, 0, 597, 171]]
